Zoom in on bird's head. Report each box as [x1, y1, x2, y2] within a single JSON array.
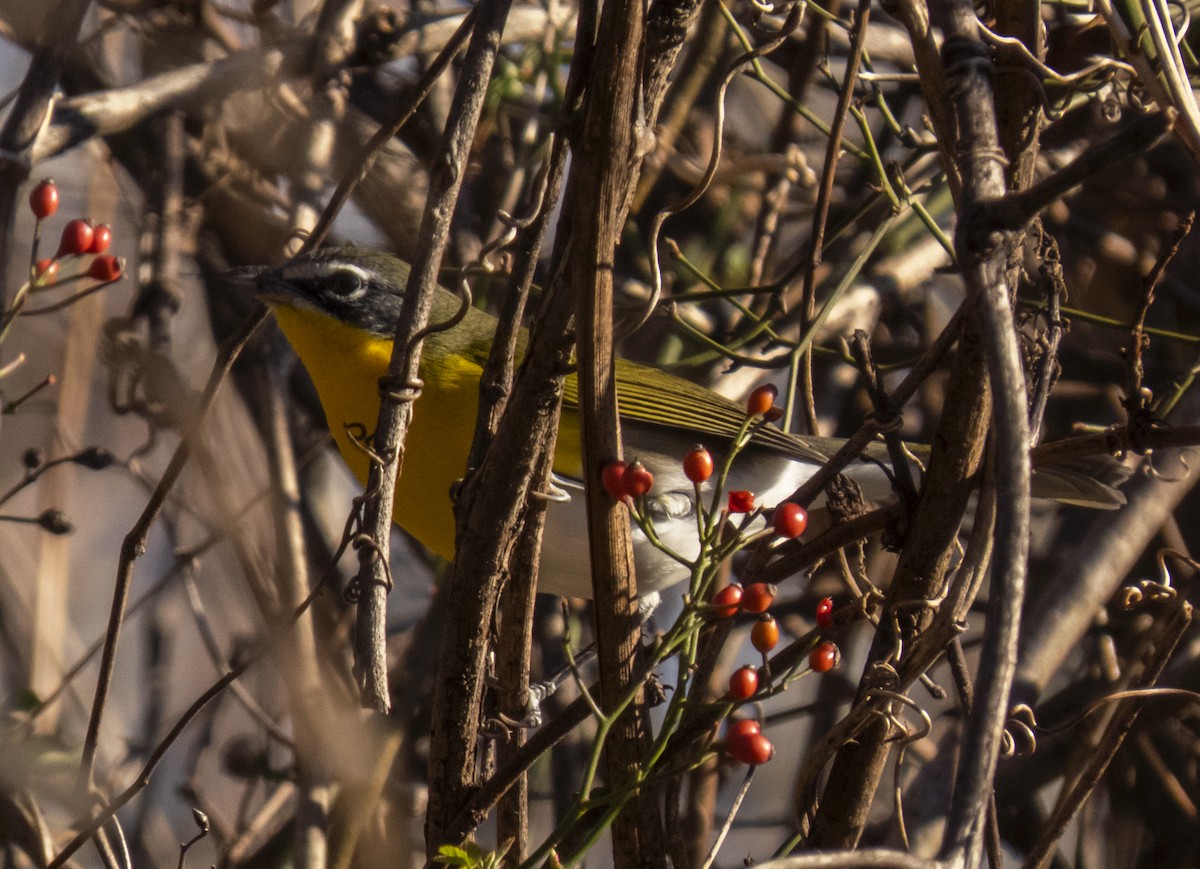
[[234, 246, 414, 337]]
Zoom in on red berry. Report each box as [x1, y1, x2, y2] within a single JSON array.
[[726, 730, 774, 765], [746, 384, 778, 416], [764, 405, 784, 423], [87, 223, 112, 254], [816, 596, 834, 630], [810, 641, 840, 673], [623, 460, 654, 497], [683, 445, 714, 484], [602, 461, 629, 500], [728, 665, 758, 701], [728, 490, 755, 514], [29, 179, 58, 219], [709, 583, 743, 618], [751, 614, 779, 653], [33, 258, 58, 282], [724, 718, 761, 741], [56, 219, 94, 257], [772, 502, 808, 538], [88, 255, 122, 282], [740, 582, 776, 614]]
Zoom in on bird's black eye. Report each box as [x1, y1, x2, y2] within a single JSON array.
[[327, 267, 366, 297]]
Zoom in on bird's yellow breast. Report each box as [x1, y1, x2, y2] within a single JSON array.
[[271, 303, 484, 559]]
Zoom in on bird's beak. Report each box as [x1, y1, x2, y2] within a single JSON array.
[[222, 264, 290, 306], [222, 264, 266, 295]]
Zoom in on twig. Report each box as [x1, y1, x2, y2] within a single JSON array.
[[380, 0, 518, 853], [633, 0, 726, 213], [787, 305, 964, 508], [798, 0, 873, 433], [982, 111, 1173, 230], [0, 372, 54, 418], [753, 853, 942, 869], [697, 767, 755, 869], [1124, 211, 1195, 433], [176, 809, 209, 869], [425, 0, 603, 845], [642, 4, 802, 336], [54, 495, 343, 868], [567, 0, 665, 856], [53, 658, 254, 868], [1030, 423, 1200, 466], [848, 331, 918, 506]]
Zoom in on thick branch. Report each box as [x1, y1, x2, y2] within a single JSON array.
[[565, 0, 664, 859], [937, 5, 1031, 863]]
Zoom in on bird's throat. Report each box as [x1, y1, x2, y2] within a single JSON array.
[[270, 303, 478, 559]]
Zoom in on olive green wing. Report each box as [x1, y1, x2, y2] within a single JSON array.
[[561, 358, 832, 466], [559, 355, 1126, 509]]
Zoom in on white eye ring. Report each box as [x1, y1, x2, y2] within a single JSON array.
[[326, 265, 368, 297]]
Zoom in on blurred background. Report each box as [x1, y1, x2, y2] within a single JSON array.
[[1, 1, 1199, 867]]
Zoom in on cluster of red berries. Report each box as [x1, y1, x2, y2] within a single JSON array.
[[715, 591, 841, 766], [709, 581, 774, 619], [687, 444, 813, 540], [811, 597, 839, 672], [723, 717, 773, 766], [722, 662, 773, 765], [598, 382, 831, 767], [712, 587, 839, 670], [601, 459, 654, 501], [28, 179, 123, 285], [605, 445, 809, 544]]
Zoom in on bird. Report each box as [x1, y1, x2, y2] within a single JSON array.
[[236, 245, 1124, 602]]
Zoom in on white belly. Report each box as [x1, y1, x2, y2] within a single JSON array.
[[533, 446, 870, 601]]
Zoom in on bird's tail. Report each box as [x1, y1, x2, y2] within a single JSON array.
[[841, 439, 1128, 509], [1030, 456, 1129, 509]]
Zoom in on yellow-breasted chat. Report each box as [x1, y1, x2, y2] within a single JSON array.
[[236, 245, 1124, 600]]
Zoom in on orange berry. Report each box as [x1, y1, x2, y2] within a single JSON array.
[[740, 582, 776, 614], [751, 614, 779, 653], [88, 254, 122, 282], [87, 223, 112, 254], [724, 718, 761, 741], [746, 384, 778, 416], [727, 490, 755, 514], [56, 219, 94, 257], [683, 445, 714, 484], [816, 596, 834, 629]]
